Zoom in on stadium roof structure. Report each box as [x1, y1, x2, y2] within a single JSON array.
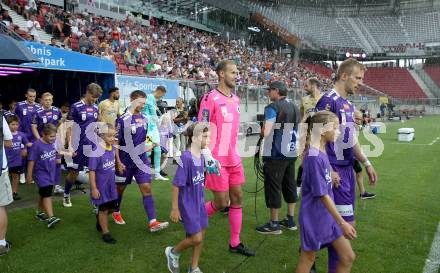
[[251, 0, 439, 10], [134, 0, 217, 18], [254, 0, 392, 7]]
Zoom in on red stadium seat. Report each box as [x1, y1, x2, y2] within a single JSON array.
[[301, 62, 333, 78], [37, 15, 45, 28], [70, 39, 79, 51], [363, 67, 427, 99], [424, 65, 440, 89]]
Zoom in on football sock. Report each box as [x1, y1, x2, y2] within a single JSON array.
[[229, 205, 242, 247], [143, 195, 156, 222], [205, 201, 218, 217]]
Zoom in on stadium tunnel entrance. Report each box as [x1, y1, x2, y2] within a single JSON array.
[[0, 41, 115, 108]]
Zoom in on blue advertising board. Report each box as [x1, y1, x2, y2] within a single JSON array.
[[115, 74, 179, 108], [21, 41, 115, 74]]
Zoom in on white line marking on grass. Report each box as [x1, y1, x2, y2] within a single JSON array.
[[422, 221, 440, 273], [429, 137, 440, 146], [391, 143, 430, 146], [391, 136, 440, 146]]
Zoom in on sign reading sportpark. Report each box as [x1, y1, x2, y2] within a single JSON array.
[[21, 41, 116, 74], [115, 74, 180, 108]]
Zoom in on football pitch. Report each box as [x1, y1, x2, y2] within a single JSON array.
[[1, 116, 440, 273]]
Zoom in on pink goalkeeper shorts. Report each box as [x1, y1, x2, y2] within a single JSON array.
[[205, 163, 245, 192]]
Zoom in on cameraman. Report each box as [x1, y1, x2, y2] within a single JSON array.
[[256, 81, 300, 235]]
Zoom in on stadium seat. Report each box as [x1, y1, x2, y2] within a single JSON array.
[[70, 39, 79, 51], [301, 62, 332, 78], [363, 67, 427, 99], [424, 65, 440, 89], [37, 15, 46, 28]]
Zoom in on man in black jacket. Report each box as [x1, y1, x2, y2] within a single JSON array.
[[256, 81, 300, 235]]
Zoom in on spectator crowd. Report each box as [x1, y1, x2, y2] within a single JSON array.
[[1, 0, 333, 90]]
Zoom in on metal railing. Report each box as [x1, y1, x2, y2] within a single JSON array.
[[0, 22, 26, 41], [176, 79, 440, 121]]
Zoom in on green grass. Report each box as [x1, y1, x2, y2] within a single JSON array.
[[1, 116, 440, 273]]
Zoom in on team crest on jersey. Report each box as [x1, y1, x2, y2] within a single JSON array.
[[325, 104, 331, 111], [202, 109, 209, 122], [93, 112, 98, 119], [81, 112, 86, 121], [53, 115, 58, 120], [131, 124, 137, 134], [221, 106, 228, 117]]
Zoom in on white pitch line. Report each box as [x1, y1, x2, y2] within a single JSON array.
[[423, 221, 440, 273], [391, 143, 431, 146], [429, 137, 440, 146], [391, 136, 440, 146]]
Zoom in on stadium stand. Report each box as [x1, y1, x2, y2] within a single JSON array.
[[364, 67, 427, 99], [1, 1, 336, 90], [2, 0, 438, 100], [424, 65, 440, 89], [251, 3, 440, 53]]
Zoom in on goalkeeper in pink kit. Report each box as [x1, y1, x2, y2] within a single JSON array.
[[198, 60, 255, 256]]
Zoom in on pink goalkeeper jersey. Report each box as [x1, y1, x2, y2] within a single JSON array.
[[198, 89, 241, 167]]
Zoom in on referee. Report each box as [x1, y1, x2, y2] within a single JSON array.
[[256, 81, 300, 235]]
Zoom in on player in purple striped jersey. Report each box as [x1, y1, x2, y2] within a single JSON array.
[[14, 89, 40, 143], [63, 83, 102, 207], [114, 90, 169, 232], [31, 92, 62, 139], [315, 58, 377, 273]]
